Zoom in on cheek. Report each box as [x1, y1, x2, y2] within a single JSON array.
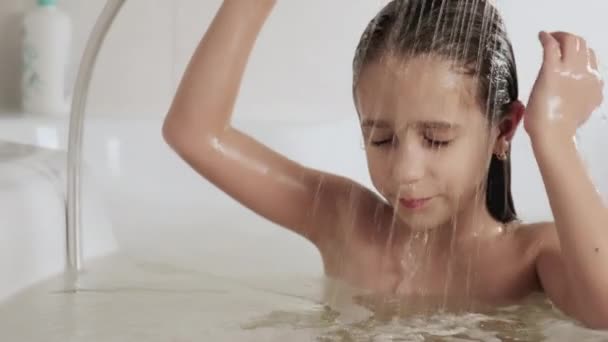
[[435, 139, 491, 198], [365, 152, 389, 190]]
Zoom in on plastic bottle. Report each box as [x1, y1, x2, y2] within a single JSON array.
[[22, 0, 72, 116]]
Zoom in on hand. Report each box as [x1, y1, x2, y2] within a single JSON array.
[[524, 31, 604, 142]]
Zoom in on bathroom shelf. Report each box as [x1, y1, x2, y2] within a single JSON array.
[[0, 110, 69, 149], [0, 110, 69, 122]]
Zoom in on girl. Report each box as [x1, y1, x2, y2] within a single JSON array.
[[163, 0, 606, 329]]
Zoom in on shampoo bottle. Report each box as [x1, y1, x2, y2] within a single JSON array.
[[22, 0, 72, 115]]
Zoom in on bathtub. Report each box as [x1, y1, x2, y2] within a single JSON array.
[[0, 114, 373, 295], [0, 114, 116, 303], [1, 113, 607, 340]]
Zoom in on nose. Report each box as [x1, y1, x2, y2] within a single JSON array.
[[392, 141, 425, 188]]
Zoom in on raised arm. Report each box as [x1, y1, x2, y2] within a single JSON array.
[[162, 0, 356, 245], [526, 31, 608, 329]]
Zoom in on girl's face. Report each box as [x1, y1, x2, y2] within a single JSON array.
[[355, 55, 502, 230]]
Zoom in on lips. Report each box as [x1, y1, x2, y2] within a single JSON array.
[[399, 197, 432, 210]]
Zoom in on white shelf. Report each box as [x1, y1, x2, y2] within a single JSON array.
[[0, 110, 69, 121], [0, 111, 69, 150]]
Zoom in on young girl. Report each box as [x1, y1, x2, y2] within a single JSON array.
[[163, 0, 606, 329]]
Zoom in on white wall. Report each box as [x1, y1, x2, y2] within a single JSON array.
[[93, 0, 397, 120], [0, 0, 389, 119], [1, 1, 607, 118]]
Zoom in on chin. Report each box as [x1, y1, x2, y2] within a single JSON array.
[[396, 211, 448, 231], [394, 203, 454, 231]]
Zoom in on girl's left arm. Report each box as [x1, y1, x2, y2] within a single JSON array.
[[527, 31, 607, 329]]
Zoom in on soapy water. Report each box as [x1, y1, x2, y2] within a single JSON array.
[[2, 254, 608, 341]]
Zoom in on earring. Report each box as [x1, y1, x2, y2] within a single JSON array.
[[495, 140, 509, 161], [496, 151, 508, 161]]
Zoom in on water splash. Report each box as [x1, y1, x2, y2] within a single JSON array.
[[240, 294, 596, 341]]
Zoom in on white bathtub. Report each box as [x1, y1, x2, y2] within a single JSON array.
[[0, 114, 116, 302], [1, 113, 607, 340], [0, 114, 374, 298]]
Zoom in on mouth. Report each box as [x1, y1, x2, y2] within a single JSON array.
[[399, 197, 433, 210]]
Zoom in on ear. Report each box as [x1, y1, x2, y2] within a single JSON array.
[[493, 100, 525, 155], [499, 100, 525, 141]]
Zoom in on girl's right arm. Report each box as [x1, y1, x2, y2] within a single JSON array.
[[163, 0, 362, 246]]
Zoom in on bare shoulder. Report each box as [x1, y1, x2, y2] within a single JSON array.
[[321, 177, 392, 244], [310, 172, 384, 215], [316, 177, 395, 276], [332, 178, 391, 229], [514, 221, 560, 256], [503, 221, 561, 291]]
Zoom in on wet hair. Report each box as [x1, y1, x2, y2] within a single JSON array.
[[353, 0, 518, 223]]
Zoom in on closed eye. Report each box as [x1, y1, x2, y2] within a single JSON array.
[[369, 135, 397, 146], [371, 138, 393, 146], [424, 137, 451, 148]]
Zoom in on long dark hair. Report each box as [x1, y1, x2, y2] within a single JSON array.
[[353, 0, 518, 223]]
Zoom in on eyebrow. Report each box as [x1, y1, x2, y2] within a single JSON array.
[[420, 121, 459, 130], [361, 119, 459, 130], [361, 119, 391, 128]]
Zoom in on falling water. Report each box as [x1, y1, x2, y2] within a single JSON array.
[[348, 0, 607, 337]]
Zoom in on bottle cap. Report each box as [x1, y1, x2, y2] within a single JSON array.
[[38, 0, 57, 6]]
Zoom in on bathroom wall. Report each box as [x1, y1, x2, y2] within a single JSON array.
[[0, 0, 606, 120], [0, 0, 606, 119], [0, 0, 387, 119]]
